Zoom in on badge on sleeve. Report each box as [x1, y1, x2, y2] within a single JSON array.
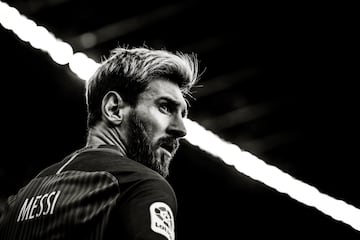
[[150, 202, 175, 240]]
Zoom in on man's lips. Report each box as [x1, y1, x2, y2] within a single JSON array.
[[159, 140, 178, 154]]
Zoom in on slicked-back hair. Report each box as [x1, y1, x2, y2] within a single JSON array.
[[85, 46, 200, 128]]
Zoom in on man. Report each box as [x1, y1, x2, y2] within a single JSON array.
[[0, 46, 200, 239]]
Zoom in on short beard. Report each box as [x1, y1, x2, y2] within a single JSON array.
[[126, 111, 179, 178]]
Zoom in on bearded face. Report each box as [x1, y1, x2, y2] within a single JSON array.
[[126, 110, 179, 177], [123, 79, 187, 177]]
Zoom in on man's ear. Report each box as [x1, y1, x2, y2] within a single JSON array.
[[101, 91, 127, 125]]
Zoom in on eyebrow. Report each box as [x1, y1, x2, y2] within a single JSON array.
[[159, 96, 188, 118]]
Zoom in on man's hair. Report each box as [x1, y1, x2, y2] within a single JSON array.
[[85, 46, 200, 128]]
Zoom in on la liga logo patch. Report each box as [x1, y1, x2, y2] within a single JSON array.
[[150, 202, 175, 240]]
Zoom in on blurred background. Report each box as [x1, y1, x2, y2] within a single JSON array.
[[0, 0, 359, 239]]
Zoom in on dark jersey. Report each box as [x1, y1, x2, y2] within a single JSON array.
[[0, 145, 177, 240]]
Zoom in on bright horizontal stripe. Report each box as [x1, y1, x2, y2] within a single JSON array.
[[184, 118, 360, 232]]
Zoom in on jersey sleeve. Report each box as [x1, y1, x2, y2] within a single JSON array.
[[113, 178, 177, 240]]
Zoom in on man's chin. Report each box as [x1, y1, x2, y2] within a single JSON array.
[[153, 148, 172, 177], [159, 147, 172, 161]]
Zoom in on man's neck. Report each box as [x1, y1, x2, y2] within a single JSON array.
[[86, 122, 127, 156]]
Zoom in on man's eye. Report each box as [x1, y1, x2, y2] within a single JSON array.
[[159, 104, 171, 114]]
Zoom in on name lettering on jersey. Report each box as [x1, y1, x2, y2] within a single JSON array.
[[17, 190, 61, 222], [150, 202, 175, 240]]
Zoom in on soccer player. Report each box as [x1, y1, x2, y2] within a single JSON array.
[[0, 46, 200, 240]]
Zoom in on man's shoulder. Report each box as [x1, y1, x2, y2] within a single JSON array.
[[36, 145, 174, 198]]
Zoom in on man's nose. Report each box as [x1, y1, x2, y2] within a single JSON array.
[[167, 115, 187, 138]]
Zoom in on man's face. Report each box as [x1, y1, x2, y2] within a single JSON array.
[[125, 79, 188, 177]]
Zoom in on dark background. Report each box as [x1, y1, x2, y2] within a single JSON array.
[[1, 0, 359, 239]]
